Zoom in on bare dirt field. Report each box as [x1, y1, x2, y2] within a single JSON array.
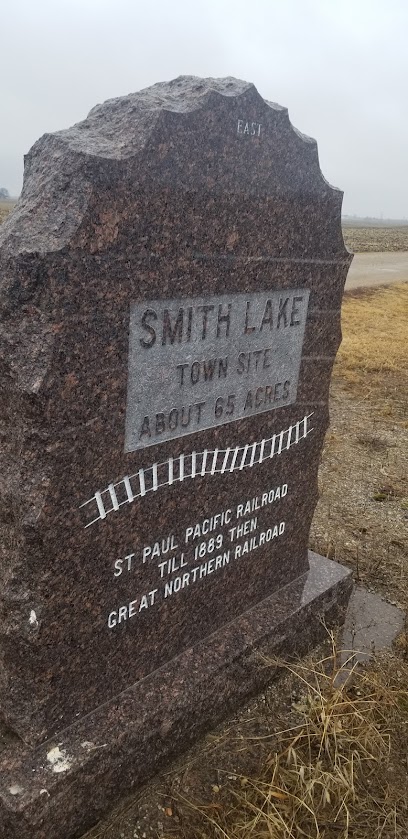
[[342, 225, 408, 252]]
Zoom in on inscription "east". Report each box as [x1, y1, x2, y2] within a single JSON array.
[[237, 119, 262, 137]]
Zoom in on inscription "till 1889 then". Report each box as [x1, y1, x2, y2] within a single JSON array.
[[125, 289, 309, 451]]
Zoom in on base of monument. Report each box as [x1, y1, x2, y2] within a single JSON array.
[[0, 553, 352, 839]]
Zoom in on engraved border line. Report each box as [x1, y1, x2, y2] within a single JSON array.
[[79, 413, 314, 528]]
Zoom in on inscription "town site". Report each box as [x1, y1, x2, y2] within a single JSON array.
[[125, 289, 309, 451]]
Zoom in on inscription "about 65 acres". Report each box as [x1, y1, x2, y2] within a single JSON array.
[[125, 289, 309, 451]]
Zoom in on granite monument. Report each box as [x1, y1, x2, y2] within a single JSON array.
[[0, 76, 353, 838]]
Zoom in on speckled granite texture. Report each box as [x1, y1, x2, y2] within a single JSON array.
[[0, 75, 353, 834], [0, 553, 352, 839]]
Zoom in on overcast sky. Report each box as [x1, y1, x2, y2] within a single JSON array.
[[1, 0, 407, 218]]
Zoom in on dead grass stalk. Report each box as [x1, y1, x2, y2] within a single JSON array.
[[172, 640, 408, 838], [334, 283, 408, 420]]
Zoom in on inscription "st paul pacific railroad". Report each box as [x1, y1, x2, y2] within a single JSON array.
[[125, 289, 309, 451]]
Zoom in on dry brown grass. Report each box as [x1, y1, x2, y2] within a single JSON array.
[[0, 199, 16, 225], [334, 283, 408, 421], [167, 642, 408, 839], [311, 283, 408, 601], [84, 639, 408, 839]]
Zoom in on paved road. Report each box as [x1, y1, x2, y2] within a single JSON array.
[[345, 251, 408, 289]]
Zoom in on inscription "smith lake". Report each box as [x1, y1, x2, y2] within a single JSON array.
[[125, 289, 309, 451]]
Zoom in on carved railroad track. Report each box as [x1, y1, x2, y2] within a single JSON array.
[[80, 413, 314, 528]]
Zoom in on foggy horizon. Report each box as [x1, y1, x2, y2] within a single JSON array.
[[1, 0, 407, 219]]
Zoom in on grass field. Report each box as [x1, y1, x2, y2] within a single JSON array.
[[335, 283, 408, 409]]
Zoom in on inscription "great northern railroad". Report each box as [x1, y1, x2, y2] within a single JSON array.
[[125, 289, 309, 451]]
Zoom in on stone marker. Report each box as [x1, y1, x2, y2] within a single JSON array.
[[0, 77, 353, 838]]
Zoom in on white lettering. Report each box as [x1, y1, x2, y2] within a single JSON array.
[[113, 559, 123, 577], [236, 484, 288, 518], [229, 516, 258, 543], [107, 486, 288, 630], [107, 589, 158, 629], [185, 509, 232, 542], [237, 118, 262, 137], [234, 522, 285, 558]]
